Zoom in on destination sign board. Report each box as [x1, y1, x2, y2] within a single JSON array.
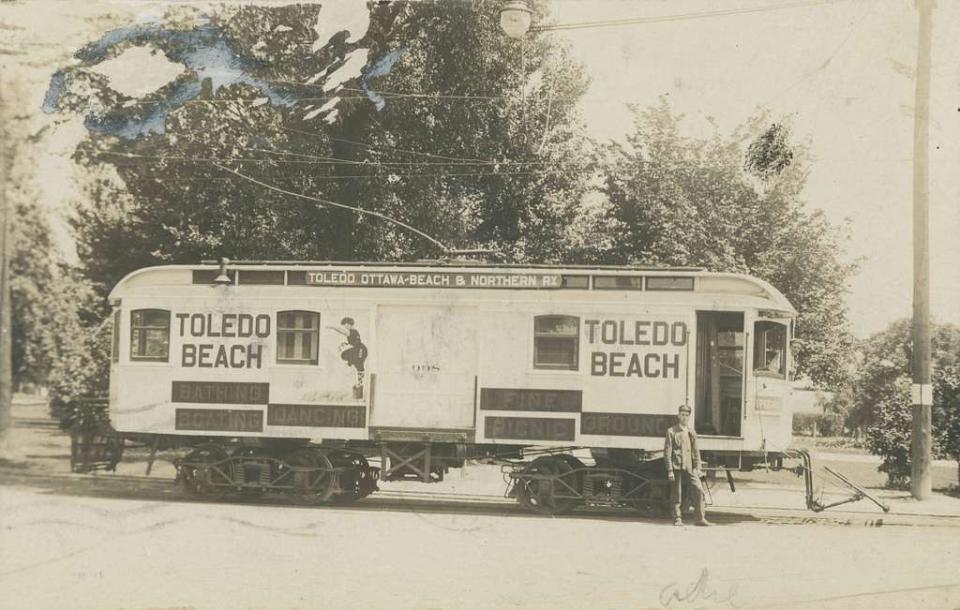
[[580, 412, 674, 437], [484, 416, 576, 441], [480, 388, 582, 412], [298, 270, 576, 289], [267, 404, 366, 428], [171, 381, 269, 405], [175, 408, 264, 432]]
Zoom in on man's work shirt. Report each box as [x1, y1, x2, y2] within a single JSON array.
[[664, 423, 701, 474], [677, 426, 693, 471]]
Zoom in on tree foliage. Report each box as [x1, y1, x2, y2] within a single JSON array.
[[65, 1, 590, 298], [2, 75, 96, 393], [11, 203, 101, 392], [74, 82, 328, 279], [324, 1, 591, 262], [52, 3, 860, 402], [745, 122, 794, 181], [47, 314, 113, 423], [589, 102, 857, 388], [856, 319, 960, 488]]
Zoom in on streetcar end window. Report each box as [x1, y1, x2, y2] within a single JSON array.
[[753, 321, 786, 378], [130, 309, 171, 362]]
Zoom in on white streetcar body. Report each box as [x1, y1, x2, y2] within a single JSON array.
[[108, 262, 797, 458]]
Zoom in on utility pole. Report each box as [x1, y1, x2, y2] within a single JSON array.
[[0, 82, 11, 438], [910, 0, 935, 500]]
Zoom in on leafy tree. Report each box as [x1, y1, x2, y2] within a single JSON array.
[[10, 200, 71, 388], [72, 80, 335, 285], [51, 3, 857, 407], [54, 0, 590, 298], [938, 363, 960, 488], [856, 319, 960, 488], [591, 102, 857, 389], [317, 1, 591, 263], [2, 76, 94, 394]]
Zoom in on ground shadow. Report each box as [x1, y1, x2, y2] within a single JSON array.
[[0, 467, 761, 526]]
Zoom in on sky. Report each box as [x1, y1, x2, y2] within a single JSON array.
[[549, 0, 959, 336], [1, 0, 957, 338]]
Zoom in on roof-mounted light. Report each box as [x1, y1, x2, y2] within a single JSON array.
[[213, 257, 233, 285]]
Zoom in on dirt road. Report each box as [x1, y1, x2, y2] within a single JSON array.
[[2, 398, 959, 609], [2, 479, 960, 610]]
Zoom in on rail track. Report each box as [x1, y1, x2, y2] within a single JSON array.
[[1, 465, 957, 529]]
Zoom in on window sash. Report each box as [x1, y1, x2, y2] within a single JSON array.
[[753, 321, 786, 378], [130, 309, 170, 361], [534, 315, 579, 371], [278, 311, 319, 331], [132, 310, 170, 327], [534, 337, 578, 368], [277, 311, 320, 364], [535, 316, 578, 336]]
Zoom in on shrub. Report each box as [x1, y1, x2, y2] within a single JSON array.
[[934, 363, 960, 489], [48, 319, 112, 429], [793, 413, 817, 435], [792, 412, 845, 437], [864, 378, 913, 488], [859, 320, 960, 489], [816, 412, 845, 436]]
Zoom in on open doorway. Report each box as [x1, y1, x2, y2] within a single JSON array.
[[695, 311, 744, 436]]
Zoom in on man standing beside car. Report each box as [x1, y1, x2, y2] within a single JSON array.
[[664, 404, 711, 527]]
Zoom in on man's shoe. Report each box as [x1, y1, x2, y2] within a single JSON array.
[[695, 519, 713, 527], [673, 519, 683, 527]]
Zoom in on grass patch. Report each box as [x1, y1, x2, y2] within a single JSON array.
[[790, 435, 866, 453]]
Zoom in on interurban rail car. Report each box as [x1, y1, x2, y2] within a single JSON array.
[[107, 260, 800, 513]]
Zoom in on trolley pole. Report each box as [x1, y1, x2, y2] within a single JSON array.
[[910, 0, 934, 501]]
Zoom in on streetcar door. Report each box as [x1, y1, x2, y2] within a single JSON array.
[[750, 318, 793, 446], [694, 311, 744, 436], [372, 305, 478, 430]]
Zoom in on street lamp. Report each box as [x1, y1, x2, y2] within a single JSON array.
[[499, 0, 533, 38]]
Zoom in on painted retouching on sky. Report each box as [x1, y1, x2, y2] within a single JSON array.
[[3, 0, 958, 337]]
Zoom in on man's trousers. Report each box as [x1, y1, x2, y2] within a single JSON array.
[[670, 469, 706, 521]]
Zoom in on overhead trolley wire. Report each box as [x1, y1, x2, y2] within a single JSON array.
[[279, 126, 506, 165], [533, 0, 853, 32], [117, 89, 510, 108], [337, 86, 507, 101], [95, 153, 578, 180], [760, 0, 874, 107], [95, 149, 591, 169], [211, 162, 451, 254], [245, 146, 591, 167]]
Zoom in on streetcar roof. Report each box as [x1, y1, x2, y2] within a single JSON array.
[[109, 261, 797, 316]]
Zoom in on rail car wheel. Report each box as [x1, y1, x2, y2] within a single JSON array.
[[229, 447, 270, 500], [180, 444, 231, 499], [281, 449, 336, 504], [516, 456, 581, 515], [557, 454, 586, 492], [327, 450, 378, 504]]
